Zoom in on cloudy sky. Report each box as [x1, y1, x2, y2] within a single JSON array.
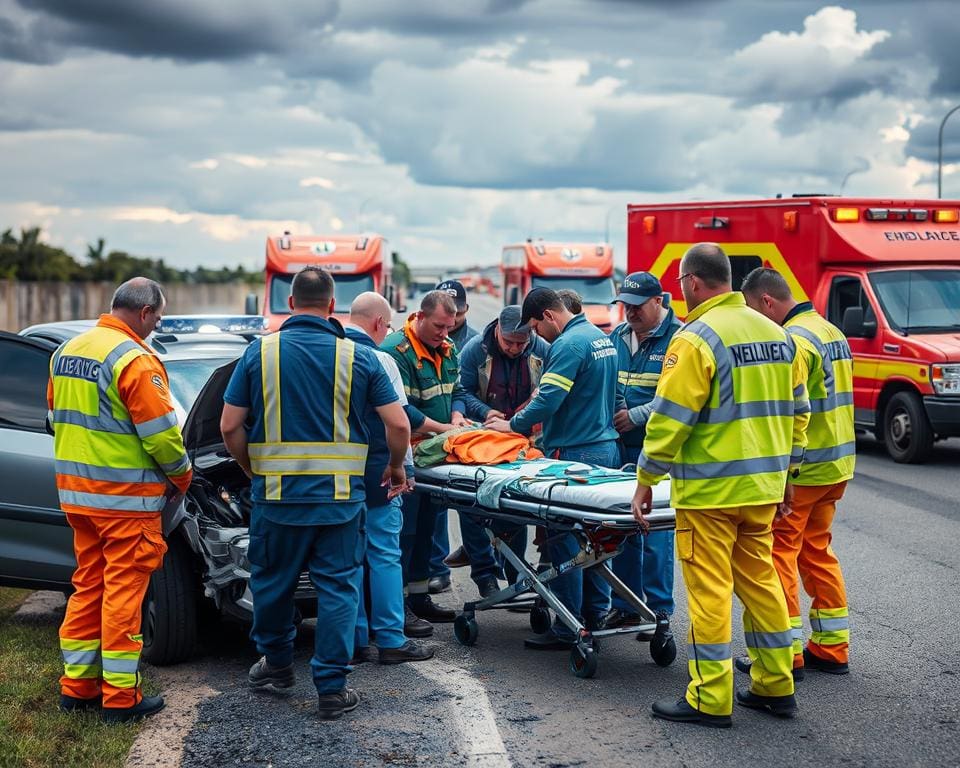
[[2, 0, 960, 270]]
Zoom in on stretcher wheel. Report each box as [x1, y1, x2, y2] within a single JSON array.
[[454, 614, 479, 646], [650, 632, 677, 667], [529, 607, 552, 635], [569, 646, 598, 679]]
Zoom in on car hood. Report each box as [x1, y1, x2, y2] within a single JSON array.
[[906, 332, 960, 361], [182, 359, 238, 458]]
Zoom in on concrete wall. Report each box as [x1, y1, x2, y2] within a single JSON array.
[[0, 280, 258, 332]]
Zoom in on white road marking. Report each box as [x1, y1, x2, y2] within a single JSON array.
[[411, 661, 510, 768]]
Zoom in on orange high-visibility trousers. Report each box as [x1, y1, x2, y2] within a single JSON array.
[[59, 513, 167, 709], [771, 481, 849, 667]]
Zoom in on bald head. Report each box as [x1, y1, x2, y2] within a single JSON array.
[[681, 243, 731, 289], [350, 291, 393, 344], [111, 276, 165, 340]]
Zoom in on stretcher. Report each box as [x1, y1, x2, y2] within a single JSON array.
[[414, 458, 677, 678]]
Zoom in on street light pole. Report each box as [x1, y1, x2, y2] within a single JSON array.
[[938, 104, 960, 199]]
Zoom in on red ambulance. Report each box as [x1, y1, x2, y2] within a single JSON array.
[[627, 196, 960, 463]]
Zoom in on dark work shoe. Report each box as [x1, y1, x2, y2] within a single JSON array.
[[523, 628, 575, 651], [443, 545, 470, 568], [404, 604, 434, 638], [350, 646, 377, 665], [408, 594, 456, 623], [735, 689, 798, 718], [476, 578, 501, 600], [600, 608, 642, 630], [317, 687, 361, 721], [735, 655, 805, 681], [248, 656, 296, 689], [804, 647, 849, 675], [428, 574, 452, 593], [651, 697, 731, 728], [637, 610, 670, 642], [102, 695, 165, 724], [378, 640, 435, 665], [59, 694, 101, 713]]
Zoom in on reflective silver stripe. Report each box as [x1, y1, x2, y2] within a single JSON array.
[[804, 442, 856, 464], [159, 454, 191, 475], [250, 457, 366, 474], [102, 657, 140, 674], [688, 642, 731, 661], [53, 408, 134, 435], [135, 410, 178, 439], [790, 448, 805, 464], [791, 627, 804, 640], [261, 334, 282, 501], [55, 460, 166, 485], [637, 450, 672, 476], [62, 649, 100, 666], [810, 617, 849, 632], [650, 396, 698, 426], [333, 338, 354, 443], [100, 340, 145, 386], [58, 489, 165, 512], [699, 399, 795, 423], [335, 474, 351, 498], [248, 442, 368, 460], [744, 630, 794, 649], [678, 454, 789, 480], [810, 390, 854, 412]]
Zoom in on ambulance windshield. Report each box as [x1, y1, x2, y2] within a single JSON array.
[[530, 276, 616, 305], [269, 272, 375, 314], [869, 269, 960, 333]]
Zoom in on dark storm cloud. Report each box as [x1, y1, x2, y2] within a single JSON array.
[[12, 0, 338, 61]]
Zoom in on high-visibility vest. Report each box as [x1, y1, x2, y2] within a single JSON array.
[[247, 330, 369, 503], [785, 309, 856, 486], [637, 292, 810, 509], [50, 324, 190, 515]]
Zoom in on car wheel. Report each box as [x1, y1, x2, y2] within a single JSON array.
[[883, 391, 934, 464], [141, 533, 197, 666]]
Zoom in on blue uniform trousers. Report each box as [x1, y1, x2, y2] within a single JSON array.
[[355, 498, 407, 650], [612, 445, 675, 615], [430, 509, 501, 586], [248, 506, 363, 694], [548, 440, 619, 639]]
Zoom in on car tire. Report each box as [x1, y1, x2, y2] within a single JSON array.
[[883, 391, 934, 464], [141, 533, 197, 666]]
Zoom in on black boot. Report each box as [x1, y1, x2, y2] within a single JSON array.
[[651, 697, 731, 728], [408, 594, 456, 623], [378, 640, 436, 664], [248, 656, 295, 689], [102, 695, 165, 724], [804, 647, 849, 675], [317, 688, 360, 720], [404, 603, 434, 638], [735, 689, 798, 718]]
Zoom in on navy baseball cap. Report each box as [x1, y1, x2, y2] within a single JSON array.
[[435, 279, 468, 311], [517, 286, 559, 329], [613, 272, 664, 306]]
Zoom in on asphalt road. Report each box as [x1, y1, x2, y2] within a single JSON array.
[[172, 291, 960, 767]]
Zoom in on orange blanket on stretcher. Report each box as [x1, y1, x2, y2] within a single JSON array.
[[442, 429, 543, 465]]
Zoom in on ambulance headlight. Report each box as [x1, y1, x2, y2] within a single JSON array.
[[931, 364, 960, 395]]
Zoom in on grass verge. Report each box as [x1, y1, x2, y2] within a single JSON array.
[[0, 588, 141, 768]]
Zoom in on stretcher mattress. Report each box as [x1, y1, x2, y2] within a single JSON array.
[[414, 458, 674, 530]]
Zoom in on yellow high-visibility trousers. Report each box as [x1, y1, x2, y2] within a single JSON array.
[[677, 504, 795, 717]]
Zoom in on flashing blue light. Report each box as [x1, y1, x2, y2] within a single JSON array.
[[157, 315, 268, 335]]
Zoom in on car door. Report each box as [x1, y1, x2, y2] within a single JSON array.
[[0, 332, 75, 589]]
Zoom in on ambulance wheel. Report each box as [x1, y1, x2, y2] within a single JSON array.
[[530, 606, 552, 635], [141, 533, 197, 666], [650, 633, 677, 667], [569, 645, 598, 679], [884, 391, 934, 464], [454, 615, 479, 646]]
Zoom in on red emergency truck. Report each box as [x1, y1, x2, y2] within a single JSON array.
[[501, 240, 623, 331], [627, 196, 960, 463], [257, 232, 398, 330]]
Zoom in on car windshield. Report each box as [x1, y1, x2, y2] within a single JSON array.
[[530, 276, 616, 305], [165, 358, 234, 410], [269, 272, 375, 314], [868, 269, 960, 333]]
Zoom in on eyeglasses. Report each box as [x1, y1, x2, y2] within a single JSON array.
[[677, 273, 696, 284]]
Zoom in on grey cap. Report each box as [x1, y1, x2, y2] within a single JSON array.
[[498, 305, 530, 336]]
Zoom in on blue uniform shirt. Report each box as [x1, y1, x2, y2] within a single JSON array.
[[609, 308, 681, 449], [510, 313, 618, 452], [224, 314, 397, 525]]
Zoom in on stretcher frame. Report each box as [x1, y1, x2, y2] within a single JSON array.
[[415, 471, 677, 678]]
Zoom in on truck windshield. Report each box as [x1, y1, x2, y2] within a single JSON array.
[[269, 272, 376, 314], [868, 269, 960, 333], [530, 276, 616, 305]]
